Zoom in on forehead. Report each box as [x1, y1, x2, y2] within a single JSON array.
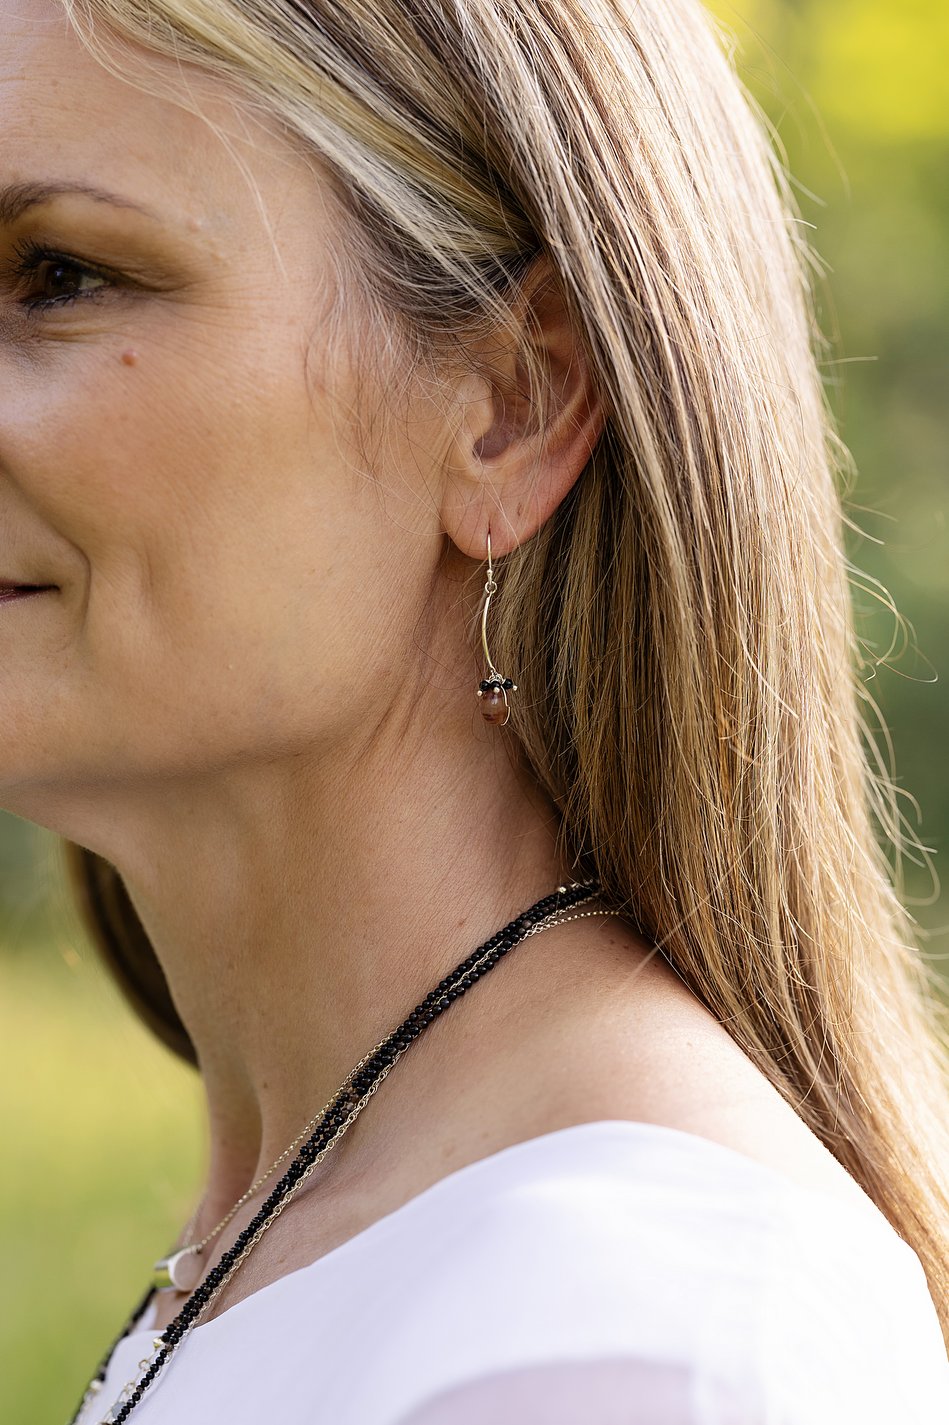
[[0, 0, 312, 238]]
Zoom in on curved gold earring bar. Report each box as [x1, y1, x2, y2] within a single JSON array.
[[476, 529, 518, 726], [480, 529, 498, 669]]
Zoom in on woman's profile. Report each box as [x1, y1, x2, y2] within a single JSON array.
[[2, 0, 947, 1419]]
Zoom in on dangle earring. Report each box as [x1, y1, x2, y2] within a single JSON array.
[[476, 529, 518, 726]]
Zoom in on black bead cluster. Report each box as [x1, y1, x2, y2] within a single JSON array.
[[478, 677, 514, 691], [71, 877, 602, 1424]]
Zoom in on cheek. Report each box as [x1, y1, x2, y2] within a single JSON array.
[[3, 333, 413, 777]]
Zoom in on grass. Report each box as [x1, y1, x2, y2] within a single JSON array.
[[0, 938, 204, 1423]]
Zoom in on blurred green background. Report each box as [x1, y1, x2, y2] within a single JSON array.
[[2, 2, 947, 1419]]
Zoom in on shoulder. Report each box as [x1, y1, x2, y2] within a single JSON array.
[[380, 1123, 949, 1425], [517, 922, 879, 1212], [368, 917, 947, 1421]]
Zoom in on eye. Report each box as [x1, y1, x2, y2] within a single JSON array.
[[9, 236, 115, 312]]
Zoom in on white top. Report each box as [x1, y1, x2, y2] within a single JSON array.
[[78, 1120, 948, 1425]]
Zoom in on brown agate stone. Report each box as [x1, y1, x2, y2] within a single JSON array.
[[480, 689, 508, 724]]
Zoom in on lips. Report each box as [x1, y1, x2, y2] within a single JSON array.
[[0, 583, 56, 601]]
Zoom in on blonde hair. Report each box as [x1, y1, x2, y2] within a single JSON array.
[[58, 0, 949, 1341]]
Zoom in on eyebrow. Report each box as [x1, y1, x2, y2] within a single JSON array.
[[0, 180, 162, 226]]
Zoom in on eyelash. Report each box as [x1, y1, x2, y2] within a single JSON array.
[[11, 236, 116, 313]]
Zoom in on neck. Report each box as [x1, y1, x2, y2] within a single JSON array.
[[84, 699, 578, 1217]]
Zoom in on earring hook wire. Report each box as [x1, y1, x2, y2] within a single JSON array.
[[480, 528, 499, 672]]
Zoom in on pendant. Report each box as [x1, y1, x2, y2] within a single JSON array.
[[152, 1244, 203, 1293], [477, 675, 517, 725]]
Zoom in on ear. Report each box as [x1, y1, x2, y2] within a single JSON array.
[[440, 254, 606, 559]]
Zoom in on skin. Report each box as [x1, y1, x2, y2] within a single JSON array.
[[2, 0, 873, 1332]]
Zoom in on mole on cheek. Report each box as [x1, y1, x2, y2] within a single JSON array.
[[120, 348, 140, 366]]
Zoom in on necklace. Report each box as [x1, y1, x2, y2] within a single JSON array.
[[69, 878, 618, 1424]]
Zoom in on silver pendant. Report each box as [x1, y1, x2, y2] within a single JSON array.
[[151, 1245, 202, 1293]]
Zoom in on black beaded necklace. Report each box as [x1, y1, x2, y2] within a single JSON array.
[[69, 877, 609, 1424]]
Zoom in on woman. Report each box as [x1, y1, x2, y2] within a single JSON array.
[[2, 0, 947, 1419]]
